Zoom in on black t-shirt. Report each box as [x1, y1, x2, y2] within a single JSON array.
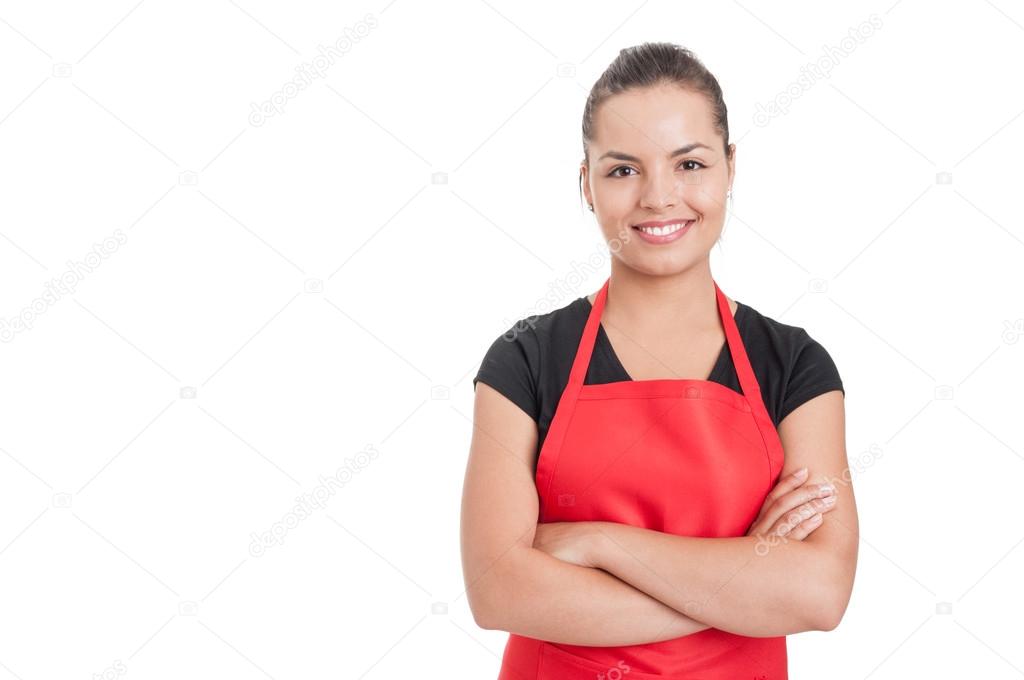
[[473, 294, 844, 454]]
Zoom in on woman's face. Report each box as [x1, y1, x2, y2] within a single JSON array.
[[582, 84, 735, 277]]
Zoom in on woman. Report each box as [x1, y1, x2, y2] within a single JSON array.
[[461, 42, 858, 679]]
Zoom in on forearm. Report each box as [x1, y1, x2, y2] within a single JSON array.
[[587, 523, 833, 637], [476, 545, 711, 645]]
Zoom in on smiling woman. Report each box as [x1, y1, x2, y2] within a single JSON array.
[[461, 42, 857, 680]]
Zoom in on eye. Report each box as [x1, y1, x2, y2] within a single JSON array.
[[607, 160, 705, 178], [608, 166, 637, 178]]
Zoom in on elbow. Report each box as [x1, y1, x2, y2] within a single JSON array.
[[792, 594, 842, 633], [807, 568, 854, 632], [471, 596, 507, 631], [811, 604, 842, 632], [471, 605, 497, 631], [813, 598, 848, 632], [468, 597, 491, 630], [465, 551, 525, 631], [823, 585, 854, 631], [466, 582, 503, 631]]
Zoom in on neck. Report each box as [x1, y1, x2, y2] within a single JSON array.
[[598, 260, 723, 333]]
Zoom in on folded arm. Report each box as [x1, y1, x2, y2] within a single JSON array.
[[469, 539, 712, 645], [578, 390, 858, 637], [461, 383, 711, 645]]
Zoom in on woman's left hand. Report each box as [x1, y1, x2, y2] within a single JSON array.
[[532, 521, 602, 568]]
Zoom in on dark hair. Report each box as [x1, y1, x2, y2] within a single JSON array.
[[579, 42, 732, 206]]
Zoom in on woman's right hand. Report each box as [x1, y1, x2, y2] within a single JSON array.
[[745, 467, 836, 542]]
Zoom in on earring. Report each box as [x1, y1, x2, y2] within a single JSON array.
[[588, 204, 594, 211]]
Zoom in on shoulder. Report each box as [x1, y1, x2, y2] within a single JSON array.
[[736, 301, 845, 425], [477, 294, 590, 365], [736, 302, 816, 357], [473, 295, 589, 419]]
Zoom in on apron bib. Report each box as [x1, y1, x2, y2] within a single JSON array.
[[497, 276, 788, 679]]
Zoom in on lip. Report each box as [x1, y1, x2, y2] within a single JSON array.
[[633, 218, 696, 228], [632, 219, 695, 245]]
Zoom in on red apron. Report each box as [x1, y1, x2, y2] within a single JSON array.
[[497, 276, 788, 679]]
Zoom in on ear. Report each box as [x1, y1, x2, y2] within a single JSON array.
[[726, 143, 736, 190], [580, 161, 592, 207]]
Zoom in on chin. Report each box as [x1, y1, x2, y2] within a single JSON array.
[[618, 252, 706, 278]]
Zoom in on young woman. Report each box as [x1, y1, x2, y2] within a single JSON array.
[[461, 42, 858, 679]]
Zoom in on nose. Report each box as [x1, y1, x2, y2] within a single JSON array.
[[639, 166, 680, 211]]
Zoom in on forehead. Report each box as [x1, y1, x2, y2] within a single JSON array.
[[590, 84, 718, 156]]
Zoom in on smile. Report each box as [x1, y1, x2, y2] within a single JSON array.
[[632, 220, 695, 244]]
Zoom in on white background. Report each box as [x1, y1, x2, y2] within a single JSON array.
[[1, 1, 1023, 678]]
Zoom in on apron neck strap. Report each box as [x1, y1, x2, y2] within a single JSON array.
[[566, 277, 611, 389], [568, 276, 765, 408], [713, 279, 763, 406]]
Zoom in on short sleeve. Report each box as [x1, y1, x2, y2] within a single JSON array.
[[473, 326, 540, 422], [778, 330, 845, 424]]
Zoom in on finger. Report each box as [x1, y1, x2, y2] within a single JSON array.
[[753, 467, 810, 524], [756, 493, 837, 541], [776, 504, 817, 536], [786, 513, 823, 540], [785, 496, 836, 526], [785, 498, 838, 540], [763, 467, 809, 507], [750, 488, 825, 537], [764, 481, 834, 529]]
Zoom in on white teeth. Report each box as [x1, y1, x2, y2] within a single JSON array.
[[636, 221, 691, 236]]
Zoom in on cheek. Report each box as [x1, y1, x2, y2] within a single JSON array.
[[597, 180, 635, 205], [601, 222, 635, 246], [683, 183, 728, 214]]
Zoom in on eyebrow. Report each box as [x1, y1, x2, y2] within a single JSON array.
[[597, 143, 713, 163]]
